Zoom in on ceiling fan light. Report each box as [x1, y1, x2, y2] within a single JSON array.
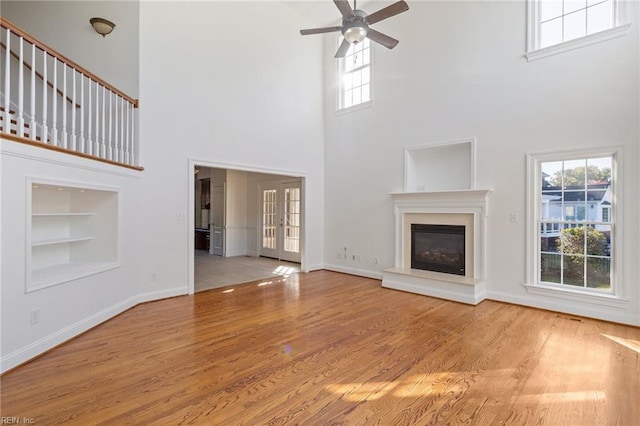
[[343, 25, 367, 44]]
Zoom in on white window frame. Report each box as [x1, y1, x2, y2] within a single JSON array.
[[337, 37, 373, 113], [526, 0, 631, 61], [525, 147, 627, 307]]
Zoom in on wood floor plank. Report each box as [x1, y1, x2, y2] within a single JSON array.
[[1, 270, 639, 425]]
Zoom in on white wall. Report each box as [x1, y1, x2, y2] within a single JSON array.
[[0, 140, 145, 372], [1, 0, 139, 97], [323, 1, 640, 325], [138, 1, 326, 296]]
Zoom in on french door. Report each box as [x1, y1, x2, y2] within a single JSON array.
[[260, 181, 302, 263]]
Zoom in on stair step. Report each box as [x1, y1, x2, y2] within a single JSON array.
[[0, 106, 17, 115], [0, 116, 31, 128], [1, 127, 42, 141]]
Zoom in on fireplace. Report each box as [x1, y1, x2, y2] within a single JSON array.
[[411, 224, 465, 275], [382, 189, 491, 305]]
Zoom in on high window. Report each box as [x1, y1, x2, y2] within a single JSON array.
[[526, 0, 630, 60], [530, 152, 618, 294], [338, 38, 371, 110]]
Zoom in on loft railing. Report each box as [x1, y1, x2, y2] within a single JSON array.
[[0, 18, 141, 170]]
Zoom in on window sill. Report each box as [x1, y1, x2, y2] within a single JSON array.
[[524, 282, 628, 308], [336, 99, 374, 116], [526, 23, 632, 62]]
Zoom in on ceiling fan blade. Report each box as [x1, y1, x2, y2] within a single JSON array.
[[365, 0, 409, 25], [334, 39, 351, 58], [300, 26, 342, 35], [333, 0, 356, 21], [366, 29, 399, 49]]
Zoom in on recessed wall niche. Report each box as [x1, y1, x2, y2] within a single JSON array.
[[404, 138, 476, 192], [27, 178, 120, 292]]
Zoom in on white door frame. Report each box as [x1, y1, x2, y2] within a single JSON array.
[[187, 158, 307, 295]]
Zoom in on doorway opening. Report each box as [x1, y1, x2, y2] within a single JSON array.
[[188, 161, 305, 294]]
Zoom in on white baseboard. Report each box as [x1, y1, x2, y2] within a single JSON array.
[[323, 264, 383, 280], [485, 290, 640, 327], [1, 286, 188, 374], [136, 286, 187, 304], [305, 263, 324, 272], [1, 296, 137, 373]]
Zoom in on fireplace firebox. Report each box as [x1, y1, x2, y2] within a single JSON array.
[[411, 224, 465, 275]]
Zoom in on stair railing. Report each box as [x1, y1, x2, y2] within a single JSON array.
[[0, 17, 141, 169]]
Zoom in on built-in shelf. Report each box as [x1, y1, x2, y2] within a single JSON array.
[[32, 236, 96, 247], [32, 212, 96, 217], [27, 179, 120, 291], [31, 261, 120, 290]]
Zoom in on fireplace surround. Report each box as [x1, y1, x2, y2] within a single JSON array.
[[382, 189, 491, 305]]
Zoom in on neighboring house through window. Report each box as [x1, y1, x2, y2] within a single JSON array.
[[526, 0, 630, 60], [338, 37, 371, 110], [528, 151, 619, 296]]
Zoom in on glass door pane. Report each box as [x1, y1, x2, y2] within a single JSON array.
[[262, 189, 277, 250], [283, 186, 300, 255]]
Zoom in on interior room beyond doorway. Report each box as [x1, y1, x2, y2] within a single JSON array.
[[192, 165, 304, 293]]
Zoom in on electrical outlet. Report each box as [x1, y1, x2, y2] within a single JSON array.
[[356, 254, 362, 262], [352, 254, 357, 261], [177, 211, 186, 221], [373, 257, 379, 264], [509, 213, 518, 223], [150, 271, 158, 281], [30, 309, 40, 325]]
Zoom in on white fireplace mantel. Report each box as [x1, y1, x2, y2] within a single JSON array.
[[388, 189, 492, 213], [382, 189, 492, 305]]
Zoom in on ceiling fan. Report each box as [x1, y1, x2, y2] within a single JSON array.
[[300, 0, 409, 58]]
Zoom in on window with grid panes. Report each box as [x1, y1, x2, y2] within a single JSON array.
[[536, 155, 614, 292], [528, 0, 629, 54], [338, 38, 371, 110]]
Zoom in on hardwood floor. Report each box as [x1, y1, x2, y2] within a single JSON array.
[[2, 271, 639, 425]]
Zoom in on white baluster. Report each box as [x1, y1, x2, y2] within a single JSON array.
[[17, 36, 24, 137], [119, 97, 124, 163], [29, 43, 36, 140], [87, 79, 92, 155], [71, 69, 76, 150], [41, 51, 48, 143], [95, 82, 100, 155], [114, 94, 119, 162], [51, 57, 58, 146], [61, 64, 67, 148], [130, 105, 135, 165], [124, 101, 129, 164], [79, 73, 85, 153], [3, 28, 10, 136], [101, 84, 106, 158], [108, 91, 113, 160]]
